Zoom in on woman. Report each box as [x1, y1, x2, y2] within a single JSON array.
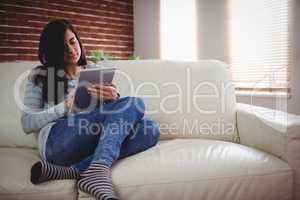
[[21, 19, 160, 200]]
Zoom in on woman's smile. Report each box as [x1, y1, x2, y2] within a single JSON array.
[[69, 53, 78, 59]]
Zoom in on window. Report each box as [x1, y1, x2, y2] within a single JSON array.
[[160, 0, 197, 60], [227, 0, 291, 93]]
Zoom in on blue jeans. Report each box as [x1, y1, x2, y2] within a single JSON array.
[[45, 97, 160, 173]]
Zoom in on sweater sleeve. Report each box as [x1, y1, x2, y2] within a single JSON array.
[[21, 80, 66, 134]]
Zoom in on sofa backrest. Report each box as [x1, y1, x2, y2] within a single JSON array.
[[0, 60, 239, 149], [101, 60, 239, 142], [0, 61, 40, 148]]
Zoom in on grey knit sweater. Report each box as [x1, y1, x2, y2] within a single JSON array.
[[21, 78, 78, 159]]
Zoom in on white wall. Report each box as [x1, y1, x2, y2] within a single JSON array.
[[133, 0, 300, 115], [288, 0, 300, 115], [196, 0, 225, 61], [133, 0, 160, 59]]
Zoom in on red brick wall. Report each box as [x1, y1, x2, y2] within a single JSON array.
[[0, 0, 133, 62]]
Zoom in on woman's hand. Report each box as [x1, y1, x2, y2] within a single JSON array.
[[87, 84, 119, 101], [65, 89, 75, 112]]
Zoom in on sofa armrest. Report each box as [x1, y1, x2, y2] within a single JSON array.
[[237, 103, 300, 200]]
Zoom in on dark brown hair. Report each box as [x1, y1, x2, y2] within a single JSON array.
[[30, 19, 87, 105]]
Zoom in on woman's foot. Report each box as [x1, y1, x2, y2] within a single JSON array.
[[77, 162, 119, 200], [30, 160, 80, 184]]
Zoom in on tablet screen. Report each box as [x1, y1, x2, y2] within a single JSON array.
[[72, 67, 116, 113]]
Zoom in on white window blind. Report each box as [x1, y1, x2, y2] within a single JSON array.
[[227, 0, 291, 92], [160, 0, 197, 60]]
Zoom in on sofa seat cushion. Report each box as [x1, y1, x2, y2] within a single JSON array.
[[79, 139, 292, 200], [0, 148, 76, 200]]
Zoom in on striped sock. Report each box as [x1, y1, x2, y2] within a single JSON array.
[[77, 162, 119, 200], [30, 160, 80, 184]]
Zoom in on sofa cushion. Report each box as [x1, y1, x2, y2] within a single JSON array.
[[0, 61, 40, 149], [0, 140, 292, 200], [100, 60, 239, 142], [78, 139, 292, 200], [0, 148, 76, 200]]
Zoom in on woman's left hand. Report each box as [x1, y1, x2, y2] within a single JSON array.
[[87, 84, 119, 101]]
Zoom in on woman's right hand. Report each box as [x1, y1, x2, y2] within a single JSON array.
[[65, 89, 75, 112]]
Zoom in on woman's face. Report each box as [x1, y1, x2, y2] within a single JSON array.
[[64, 29, 81, 66]]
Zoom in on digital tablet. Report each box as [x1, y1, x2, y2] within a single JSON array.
[[71, 67, 116, 113]]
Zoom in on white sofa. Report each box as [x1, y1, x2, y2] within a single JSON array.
[[0, 60, 299, 200]]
